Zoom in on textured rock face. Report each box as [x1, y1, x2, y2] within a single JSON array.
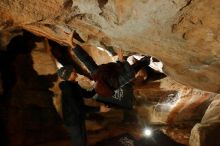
[[189, 95, 220, 146], [1, 0, 220, 146], [0, 30, 219, 146], [0, 0, 220, 93], [135, 77, 217, 125], [134, 77, 220, 145]]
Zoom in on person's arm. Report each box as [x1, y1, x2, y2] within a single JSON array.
[[131, 56, 151, 72], [84, 105, 111, 114], [72, 44, 98, 74], [81, 89, 96, 99], [84, 105, 100, 114]]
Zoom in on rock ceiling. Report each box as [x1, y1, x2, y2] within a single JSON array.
[[0, 0, 220, 93], [0, 0, 220, 146]]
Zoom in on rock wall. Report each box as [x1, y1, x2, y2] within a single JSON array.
[[189, 95, 220, 146], [1, 1, 220, 145], [0, 28, 219, 146], [134, 76, 220, 146], [0, 0, 220, 93]]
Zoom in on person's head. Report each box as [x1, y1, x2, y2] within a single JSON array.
[[57, 66, 77, 81]]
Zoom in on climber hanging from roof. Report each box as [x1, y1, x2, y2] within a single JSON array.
[[71, 44, 151, 98]]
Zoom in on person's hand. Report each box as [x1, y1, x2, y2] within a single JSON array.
[[99, 105, 111, 113]]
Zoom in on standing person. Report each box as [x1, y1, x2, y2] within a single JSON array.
[[57, 66, 110, 146]]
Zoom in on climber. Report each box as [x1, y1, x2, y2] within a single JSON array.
[[57, 66, 111, 146], [72, 44, 151, 97]]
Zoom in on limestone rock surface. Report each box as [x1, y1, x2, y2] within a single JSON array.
[[189, 95, 220, 146], [0, 0, 220, 93]]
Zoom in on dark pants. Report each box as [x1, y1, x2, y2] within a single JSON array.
[[65, 124, 87, 146], [61, 81, 88, 146]]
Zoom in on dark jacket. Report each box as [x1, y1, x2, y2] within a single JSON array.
[[59, 81, 98, 126], [92, 62, 135, 97], [72, 45, 150, 97], [59, 81, 99, 146]]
